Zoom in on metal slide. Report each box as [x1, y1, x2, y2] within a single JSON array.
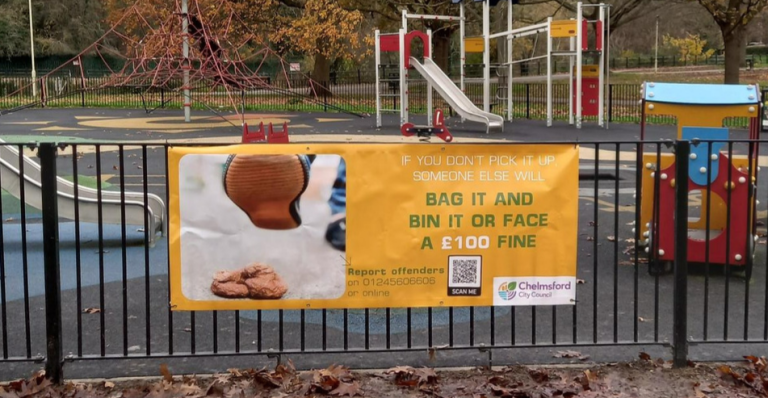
[[0, 139, 166, 245], [410, 57, 504, 134]]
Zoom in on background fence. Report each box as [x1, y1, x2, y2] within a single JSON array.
[[1, 139, 768, 382], [2, 71, 766, 129]]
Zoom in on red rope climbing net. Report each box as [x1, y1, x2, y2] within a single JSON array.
[[1, 0, 329, 120]]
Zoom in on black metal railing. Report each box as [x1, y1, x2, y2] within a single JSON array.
[[0, 139, 767, 382], [3, 72, 762, 129]]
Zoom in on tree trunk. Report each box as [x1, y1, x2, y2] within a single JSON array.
[[431, 29, 452, 72], [723, 27, 743, 84], [311, 52, 332, 97]]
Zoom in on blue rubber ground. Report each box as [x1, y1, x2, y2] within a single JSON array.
[[0, 221, 505, 335]]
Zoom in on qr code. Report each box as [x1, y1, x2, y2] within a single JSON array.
[[448, 256, 482, 288]]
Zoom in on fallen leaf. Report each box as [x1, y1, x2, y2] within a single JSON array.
[[329, 381, 362, 396], [104, 381, 115, 389], [607, 236, 616, 242], [82, 307, 100, 314], [586, 236, 594, 241], [160, 364, 173, 383], [639, 352, 652, 361], [528, 369, 549, 383], [625, 238, 636, 244], [577, 279, 586, 284], [638, 317, 646, 323]]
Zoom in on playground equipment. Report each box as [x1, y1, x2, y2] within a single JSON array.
[[0, 140, 166, 245], [638, 82, 762, 277], [401, 109, 454, 142], [374, 0, 610, 133]]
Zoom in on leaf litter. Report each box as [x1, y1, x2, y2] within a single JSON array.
[[3, 357, 768, 397]]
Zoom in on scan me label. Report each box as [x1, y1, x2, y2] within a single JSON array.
[[492, 277, 575, 306]]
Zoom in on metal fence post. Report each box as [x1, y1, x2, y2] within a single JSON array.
[[39, 143, 63, 383], [673, 139, 690, 368], [525, 84, 530, 119], [608, 84, 613, 123]]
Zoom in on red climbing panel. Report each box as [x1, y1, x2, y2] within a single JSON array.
[[572, 77, 600, 117], [596, 21, 603, 51], [380, 34, 400, 52]]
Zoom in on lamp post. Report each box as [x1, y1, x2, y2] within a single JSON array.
[[654, 15, 659, 74], [28, 0, 37, 98]]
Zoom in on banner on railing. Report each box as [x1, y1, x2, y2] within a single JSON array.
[[167, 143, 579, 310]]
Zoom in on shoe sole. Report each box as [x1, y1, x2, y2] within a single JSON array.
[[223, 154, 310, 230]]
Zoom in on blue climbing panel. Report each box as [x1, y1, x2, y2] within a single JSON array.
[[682, 127, 728, 185], [644, 82, 760, 106]]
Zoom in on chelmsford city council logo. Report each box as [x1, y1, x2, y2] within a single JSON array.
[[498, 281, 517, 300]]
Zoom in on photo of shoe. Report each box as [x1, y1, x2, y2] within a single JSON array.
[[178, 153, 347, 302], [223, 154, 312, 230]]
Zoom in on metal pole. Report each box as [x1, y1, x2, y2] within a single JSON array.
[[28, 0, 36, 98], [375, 30, 381, 128], [569, 35, 575, 125], [460, 3, 466, 123], [507, 0, 514, 121], [546, 17, 553, 127], [598, 5, 605, 128], [427, 28, 433, 127], [655, 15, 659, 74], [40, 143, 63, 383], [576, 2, 583, 129], [483, 0, 490, 113], [400, 29, 407, 125], [182, 0, 191, 122], [606, 5, 611, 130], [673, 139, 690, 368]]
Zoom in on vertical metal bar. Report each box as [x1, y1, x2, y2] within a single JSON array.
[[375, 30, 381, 128], [744, 141, 754, 341], [279, 310, 284, 351], [552, 306, 557, 344], [531, 306, 537, 345], [653, 144, 661, 342], [407, 308, 412, 348], [0, 142, 6, 359], [190, 312, 196, 354], [322, 309, 327, 351], [460, 3, 466, 123], [593, 143, 599, 343], [613, 143, 620, 343], [724, 142, 733, 340], [235, 310, 240, 353], [96, 146, 106, 356], [301, 310, 305, 352], [490, 307, 494, 346], [703, 142, 713, 341], [673, 140, 690, 368], [448, 308, 453, 347], [576, 2, 583, 129], [119, 146, 128, 356], [212, 311, 218, 353], [40, 143, 63, 383], [365, 309, 370, 350], [72, 145, 82, 357], [141, 146, 150, 355], [18, 146, 31, 358], [546, 17, 553, 127], [164, 147, 174, 355], [483, 0, 490, 113], [469, 307, 474, 346], [257, 310, 262, 352]]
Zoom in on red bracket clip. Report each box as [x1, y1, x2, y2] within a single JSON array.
[[267, 122, 290, 143], [242, 122, 267, 143]]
